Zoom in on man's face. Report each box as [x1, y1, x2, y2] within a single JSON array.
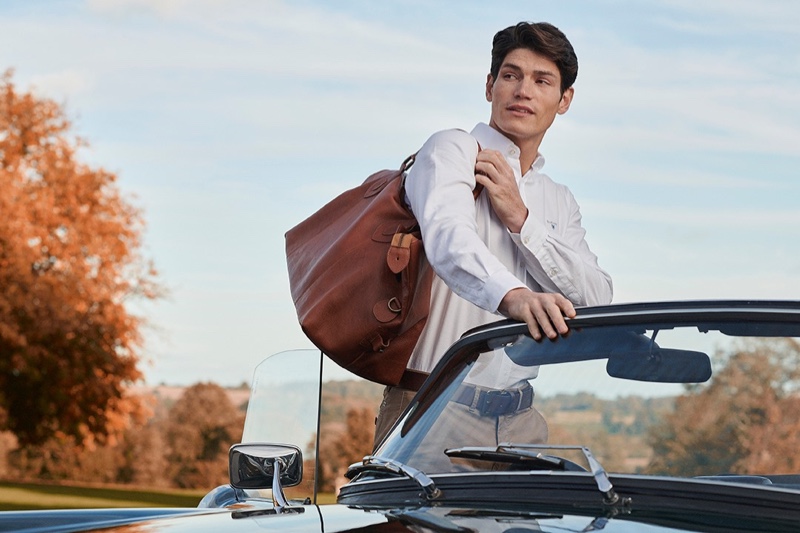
[[486, 48, 573, 148]]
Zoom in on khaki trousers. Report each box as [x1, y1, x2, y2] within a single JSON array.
[[374, 386, 417, 448], [373, 385, 548, 473]]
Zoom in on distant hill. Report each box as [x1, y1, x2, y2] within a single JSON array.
[[130, 380, 672, 473], [132, 385, 250, 411]]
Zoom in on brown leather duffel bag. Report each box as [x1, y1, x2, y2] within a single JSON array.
[[285, 154, 432, 387]]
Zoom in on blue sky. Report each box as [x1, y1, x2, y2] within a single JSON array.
[[2, 0, 799, 386]]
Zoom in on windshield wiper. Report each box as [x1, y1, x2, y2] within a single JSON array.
[[444, 446, 585, 471], [445, 443, 631, 508], [345, 455, 441, 500]]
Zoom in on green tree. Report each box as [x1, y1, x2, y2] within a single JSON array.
[[0, 70, 161, 446]]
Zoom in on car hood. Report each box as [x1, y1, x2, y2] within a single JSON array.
[[3, 501, 797, 533]]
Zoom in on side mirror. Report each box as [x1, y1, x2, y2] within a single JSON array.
[[607, 348, 712, 383], [229, 443, 303, 508]]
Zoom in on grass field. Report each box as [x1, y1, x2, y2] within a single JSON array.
[[0, 481, 339, 511], [0, 481, 207, 511]]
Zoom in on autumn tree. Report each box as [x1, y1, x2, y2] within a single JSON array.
[[317, 406, 375, 493], [647, 338, 800, 476], [4, 391, 165, 485], [0, 70, 160, 446], [163, 383, 244, 489]]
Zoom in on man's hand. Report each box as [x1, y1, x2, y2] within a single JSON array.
[[475, 149, 528, 233], [498, 288, 576, 340]]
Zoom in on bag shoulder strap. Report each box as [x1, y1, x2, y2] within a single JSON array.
[[401, 136, 484, 200]]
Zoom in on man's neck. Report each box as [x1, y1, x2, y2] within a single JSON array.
[[517, 136, 544, 173], [485, 123, 545, 173]]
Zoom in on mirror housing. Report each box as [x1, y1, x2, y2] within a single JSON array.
[[229, 443, 303, 508], [606, 348, 712, 383]]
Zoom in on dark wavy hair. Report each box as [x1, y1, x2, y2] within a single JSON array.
[[490, 22, 578, 94]]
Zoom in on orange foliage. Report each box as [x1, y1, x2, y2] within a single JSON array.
[[0, 70, 161, 446], [163, 383, 245, 489], [647, 338, 800, 476], [317, 406, 376, 493]]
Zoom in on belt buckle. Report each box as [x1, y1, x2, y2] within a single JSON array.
[[478, 390, 516, 416]]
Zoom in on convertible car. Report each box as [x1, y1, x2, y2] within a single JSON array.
[[4, 300, 800, 532]]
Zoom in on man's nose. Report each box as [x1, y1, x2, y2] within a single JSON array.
[[514, 78, 534, 98]]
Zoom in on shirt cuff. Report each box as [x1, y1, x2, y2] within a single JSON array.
[[513, 214, 549, 254], [483, 269, 528, 313]]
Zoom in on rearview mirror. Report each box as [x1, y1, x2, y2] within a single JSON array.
[[606, 349, 712, 383]]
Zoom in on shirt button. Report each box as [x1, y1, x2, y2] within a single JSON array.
[[508, 147, 517, 156], [549, 268, 558, 277], [523, 236, 530, 244]]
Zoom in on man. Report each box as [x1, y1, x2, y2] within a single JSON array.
[[374, 22, 613, 446]]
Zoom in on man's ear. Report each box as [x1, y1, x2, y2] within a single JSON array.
[[485, 74, 494, 102], [557, 86, 574, 115]]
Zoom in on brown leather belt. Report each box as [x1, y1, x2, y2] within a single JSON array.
[[452, 383, 534, 416]]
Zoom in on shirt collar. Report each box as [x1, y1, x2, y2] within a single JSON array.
[[531, 153, 545, 173], [470, 122, 545, 175]]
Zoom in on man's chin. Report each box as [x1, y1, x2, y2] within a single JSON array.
[[490, 121, 543, 146]]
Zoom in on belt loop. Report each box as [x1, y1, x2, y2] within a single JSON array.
[[469, 386, 482, 412]]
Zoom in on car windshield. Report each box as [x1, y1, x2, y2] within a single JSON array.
[[375, 309, 800, 485]]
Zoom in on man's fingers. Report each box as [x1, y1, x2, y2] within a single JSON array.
[[499, 289, 575, 341], [545, 306, 569, 336], [546, 295, 575, 336], [476, 149, 503, 164], [524, 315, 543, 341], [553, 295, 576, 320], [474, 160, 498, 182], [534, 301, 561, 339], [475, 150, 513, 184], [474, 171, 494, 195], [525, 297, 559, 340], [531, 295, 573, 339]]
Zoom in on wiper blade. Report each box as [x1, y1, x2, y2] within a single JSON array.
[[445, 443, 631, 508], [345, 455, 441, 500], [445, 446, 585, 471]]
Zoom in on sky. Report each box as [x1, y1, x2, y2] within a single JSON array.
[[1, 0, 799, 387]]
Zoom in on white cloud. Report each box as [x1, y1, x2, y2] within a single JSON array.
[[83, 0, 475, 80], [656, 0, 800, 34], [28, 69, 95, 98], [564, 15, 800, 162], [86, 0, 238, 18], [588, 200, 800, 229]]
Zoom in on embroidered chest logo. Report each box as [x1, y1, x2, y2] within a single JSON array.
[[547, 220, 558, 231]]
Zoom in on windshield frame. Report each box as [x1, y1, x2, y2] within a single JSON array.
[[373, 300, 800, 476]]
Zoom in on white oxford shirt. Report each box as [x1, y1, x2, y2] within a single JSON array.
[[404, 123, 613, 386]]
